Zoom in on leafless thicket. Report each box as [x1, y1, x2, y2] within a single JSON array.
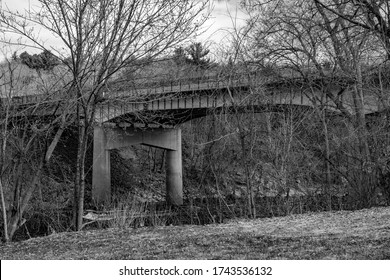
[[199, 0, 390, 216]]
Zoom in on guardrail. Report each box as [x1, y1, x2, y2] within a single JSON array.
[[2, 70, 351, 105]]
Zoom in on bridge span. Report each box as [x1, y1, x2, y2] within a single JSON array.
[[92, 73, 381, 205]]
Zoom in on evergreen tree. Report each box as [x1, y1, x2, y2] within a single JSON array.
[[19, 50, 59, 71], [173, 42, 211, 69], [185, 42, 211, 68]]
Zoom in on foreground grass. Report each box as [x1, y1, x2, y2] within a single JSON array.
[[1, 207, 390, 259]]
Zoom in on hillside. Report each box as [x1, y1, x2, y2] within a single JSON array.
[[1, 206, 389, 259]]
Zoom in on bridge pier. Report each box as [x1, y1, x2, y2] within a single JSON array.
[[166, 130, 183, 205], [92, 126, 111, 204], [92, 125, 183, 205]]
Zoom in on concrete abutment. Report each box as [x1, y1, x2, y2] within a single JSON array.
[[92, 125, 183, 205]]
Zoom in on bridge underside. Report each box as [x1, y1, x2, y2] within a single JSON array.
[[91, 104, 313, 206], [101, 103, 313, 127]]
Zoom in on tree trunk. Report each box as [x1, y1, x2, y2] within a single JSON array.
[[0, 179, 9, 242], [321, 110, 332, 210], [74, 114, 88, 231]]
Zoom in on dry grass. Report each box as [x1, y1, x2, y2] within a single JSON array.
[[1, 206, 389, 259]]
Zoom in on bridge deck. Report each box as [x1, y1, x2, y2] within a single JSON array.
[[2, 72, 382, 124]]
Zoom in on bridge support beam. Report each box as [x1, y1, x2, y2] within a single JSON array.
[[92, 125, 111, 204], [166, 129, 183, 205], [92, 125, 183, 205]]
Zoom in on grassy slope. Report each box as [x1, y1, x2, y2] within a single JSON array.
[[1, 206, 389, 260]]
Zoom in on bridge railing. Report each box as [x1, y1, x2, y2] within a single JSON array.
[[4, 91, 66, 105], [104, 70, 286, 99], [4, 68, 325, 105]]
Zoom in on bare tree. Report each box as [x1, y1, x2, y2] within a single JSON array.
[[0, 56, 14, 242], [0, 0, 210, 231], [313, 0, 390, 56]]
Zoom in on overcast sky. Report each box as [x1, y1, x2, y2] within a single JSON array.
[[0, 0, 247, 59], [204, 0, 247, 40]]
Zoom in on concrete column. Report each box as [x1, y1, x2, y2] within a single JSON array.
[[92, 125, 111, 204], [165, 129, 183, 205], [92, 125, 183, 206]]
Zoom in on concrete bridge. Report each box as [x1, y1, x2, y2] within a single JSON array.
[[3, 71, 382, 205], [92, 72, 382, 206]]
